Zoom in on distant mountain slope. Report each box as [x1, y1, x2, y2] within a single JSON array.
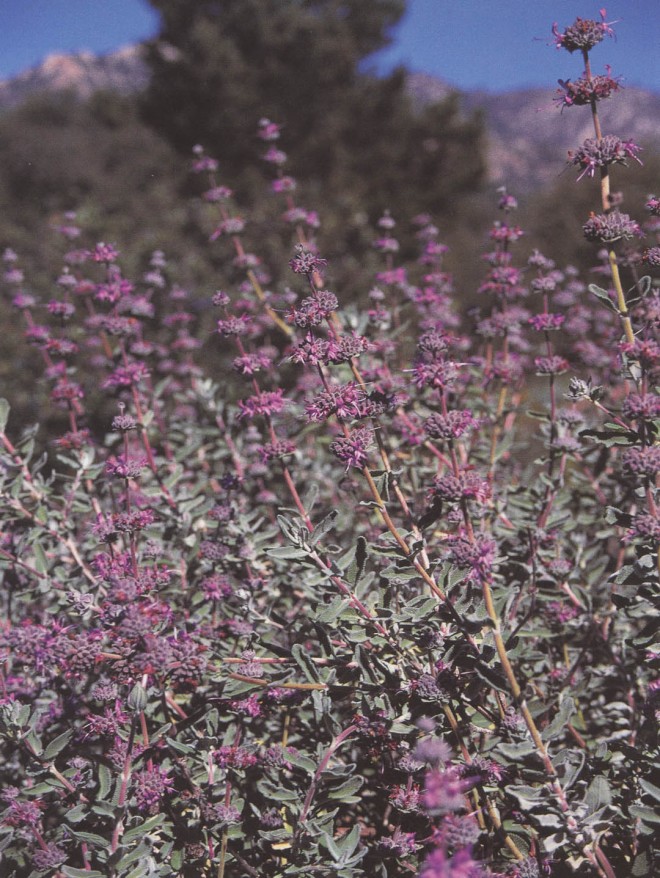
[[1, 49, 657, 191], [0, 46, 149, 109]]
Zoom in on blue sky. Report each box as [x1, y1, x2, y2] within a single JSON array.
[[0, 0, 658, 92]]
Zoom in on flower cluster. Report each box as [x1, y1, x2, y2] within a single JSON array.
[[552, 12, 616, 53], [568, 135, 642, 180], [555, 68, 621, 108]]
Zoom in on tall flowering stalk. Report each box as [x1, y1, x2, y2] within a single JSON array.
[[554, 8, 642, 347]]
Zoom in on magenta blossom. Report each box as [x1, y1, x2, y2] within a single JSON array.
[[423, 767, 476, 815], [552, 11, 616, 53], [568, 135, 642, 180], [555, 68, 621, 108], [419, 848, 485, 878], [329, 426, 374, 470]]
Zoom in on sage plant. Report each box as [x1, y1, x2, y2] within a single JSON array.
[[0, 10, 657, 878]]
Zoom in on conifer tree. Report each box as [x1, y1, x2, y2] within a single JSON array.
[[141, 0, 486, 229]]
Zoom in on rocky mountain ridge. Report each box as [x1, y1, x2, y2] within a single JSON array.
[[0, 45, 149, 109], [1, 47, 657, 191]]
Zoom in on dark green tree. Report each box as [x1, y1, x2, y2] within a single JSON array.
[[140, 0, 486, 238]]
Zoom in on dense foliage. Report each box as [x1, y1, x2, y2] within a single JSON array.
[[1, 8, 659, 878], [140, 0, 486, 252]]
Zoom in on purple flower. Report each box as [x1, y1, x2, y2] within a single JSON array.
[[1, 797, 42, 828], [646, 195, 660, 217], [55, 270, 76, 289], [431, 471, 491, 505], [622, 393, 660, 421], [213, 745, 258, 769], [373, 236, 400, 254], [329, 333, 371, 364], [46, 338, 79, 357], [201, 574, 233, 600], [91, 242, 119, 263], [423, 767, 475, 815], [288, 290, 338, 327], [203, 185, 233, 202], [424, 410, 478, 441], [619, 339, 660, 372], [133, 766, 175, 814], [114, 508, 157, 533], [32, 842, 66, 870], [61, 632, 102, 678], [376, 266, 408, 285], [232, 350, 274, 375], [439, 814, 482, 849], [212, 804, 242, 826], [530, 276, 557, 293], [112, 412, 138, 432], [229, 694, 261, 717], [234, 252, 261, 269], [489, 222, 524, 243], [51, 379, 84, 403], [582, 210, 644, 244], [498, 190, 518, 212], [379, 827, 417, 857], [420, 241, 450, 265], [289, 333, 332, 365], [257, 118, 281, 141], [236, 650, 264, 678], [11, 292, 36, 309], [99, 315, 139, 337], [552, 12, 616, 53], [191, 145, 218, 173], [263, 146, 287, 165], [412, 360, 459, 391], [304, 382, 364, 422], [47, 299, 75, 319], [555, 69, 621, 108], [66, 250, 91, 267], [528, 250, 555, 270], [105, 455, 148, 479], [237, 389, 286, 420], [389, 784, 422, 812], [534, 355, 569, 375], [257, 439, 296, 463], [378, 212, 396, 230], [210, 217, 246, 240], [281, 206, 307, 223], [329, 426, 374, 470], [216, 314, 252, 336], [478, 265, 526, 298], [568, 135, 642, 181], [643, 247, 660, 267], [459, 755, 506, 785], [102, 362, 150, 389], [622, 446, 660, 477], [545, 601, 580, 626], [415, 737, 453, 767], [271, 176, 296, 193], [54, 428, 92, 450], [446, 534, 497, 579], [528, 313, 565, 331], [25, 324, 51, 345], [95, 275, 134, 304], [629, 513, 660, 543], [288, 245, 327, 276]]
